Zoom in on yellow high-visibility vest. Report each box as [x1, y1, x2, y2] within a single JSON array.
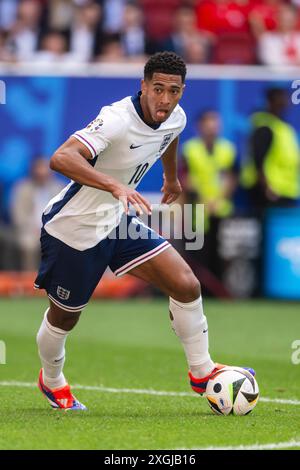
[[183, 137, 236, 218], [241, 112, 300, 198]]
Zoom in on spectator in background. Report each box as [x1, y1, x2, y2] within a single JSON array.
[[96, 33, 126, 61], [69, 1, 103, 62], [182, 111, 238, 224], [195, 0, 253, 37], [183, 34, 210, 64], [258, 3, 300, 66], [0, 30, 15, 61], [11, 157, 63, 271], [164, 5, 211, 64], [102, 0, 126, 34], [121, 2, 146, 59], [248, 0, 282, 38], [32, 30, 76, 63], [46, 0, 74, 31], [241, 87, 300, 212], [0, 0, 18, 31], [196, 0, 257, 64], [140, 0, 182, 54], [6, 0, 44, 61], [181, 111, 238, 276]]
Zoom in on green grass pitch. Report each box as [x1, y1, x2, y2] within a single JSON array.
[[0, 297, 299, 450]]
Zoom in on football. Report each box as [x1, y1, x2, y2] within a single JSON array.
[[206, 367, 259, 416]]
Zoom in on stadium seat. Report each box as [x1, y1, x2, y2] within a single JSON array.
[[213, 32, 257, 65]]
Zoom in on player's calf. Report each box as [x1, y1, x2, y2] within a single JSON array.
[[36, 302, 81, 391], [169, 295, 216, 379]]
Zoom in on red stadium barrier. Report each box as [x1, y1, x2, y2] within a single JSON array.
[[0, 271, 147, 299]]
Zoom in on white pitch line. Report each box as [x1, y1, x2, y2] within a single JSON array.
[[179, 440, 300, 450], [260, 397, 300, 406], [0, 380, 300, 406]]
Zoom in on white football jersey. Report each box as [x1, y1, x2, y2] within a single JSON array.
[[43, 93, 187, 250]]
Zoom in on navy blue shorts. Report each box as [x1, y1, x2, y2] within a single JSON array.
[[34, 215, 170, 312]]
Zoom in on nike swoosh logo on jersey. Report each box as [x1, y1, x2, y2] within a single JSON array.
[[130, 144, 143, 149]]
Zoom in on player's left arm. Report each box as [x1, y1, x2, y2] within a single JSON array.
[[160, 137, 182, 204]]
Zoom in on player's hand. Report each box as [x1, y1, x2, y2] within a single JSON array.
[[111, 183, 152, 215], [160, 176, 182, 204]]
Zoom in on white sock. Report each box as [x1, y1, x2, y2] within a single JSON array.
[[36, 308, 68, 389], [169, 296, 215, 378]]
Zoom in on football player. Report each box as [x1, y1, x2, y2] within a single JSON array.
[[35, 51, 254, 410]]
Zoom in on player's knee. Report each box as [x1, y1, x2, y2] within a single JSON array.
[[58, 313, 81, 331], [48, 303, 81, 331], [171, 270, 201, 303]]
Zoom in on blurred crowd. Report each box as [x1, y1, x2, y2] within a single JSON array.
[[1, 0, 300, 66]]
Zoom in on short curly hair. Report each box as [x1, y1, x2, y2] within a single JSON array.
[[144, 51, 187, 83]]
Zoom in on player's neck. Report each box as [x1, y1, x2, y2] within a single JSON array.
[[131, 91, 161, 130], [139, 94, 156, 126]]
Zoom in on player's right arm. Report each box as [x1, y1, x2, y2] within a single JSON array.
[[50, 137, 152, 215]]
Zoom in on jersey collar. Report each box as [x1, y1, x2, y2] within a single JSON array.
[[131, 91, 161, 130]]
